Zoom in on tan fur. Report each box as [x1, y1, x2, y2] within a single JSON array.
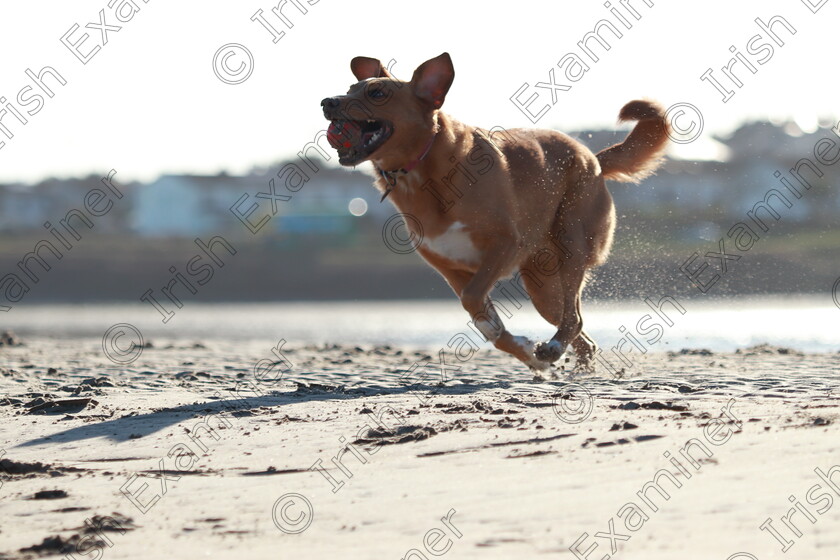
[[596, 99, 669, 183], [322, 53, 670, 371]]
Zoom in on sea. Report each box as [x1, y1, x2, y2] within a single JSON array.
[[5, 295, 839, 353]]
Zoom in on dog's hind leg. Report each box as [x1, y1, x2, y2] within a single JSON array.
[[520, 251, 595, 368], [570, 311, 597, 367]]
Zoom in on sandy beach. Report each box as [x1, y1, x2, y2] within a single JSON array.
[[1, 1, 838, 559], [1, 335, 838, 559]]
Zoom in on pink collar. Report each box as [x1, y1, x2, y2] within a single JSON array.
[[376, 133, 437, 202]]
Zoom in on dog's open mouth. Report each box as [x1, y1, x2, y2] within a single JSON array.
[[326, 119, 393, 165]]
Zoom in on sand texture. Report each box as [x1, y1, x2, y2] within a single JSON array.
[[1, 337, 839, 559]]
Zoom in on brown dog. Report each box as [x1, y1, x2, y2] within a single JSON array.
[[321, 52, 669, 372]]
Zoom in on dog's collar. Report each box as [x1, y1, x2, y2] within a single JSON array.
[[375, 134, 437, 202]]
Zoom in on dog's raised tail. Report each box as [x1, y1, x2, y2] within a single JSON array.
[[596, 100, 670, 183]]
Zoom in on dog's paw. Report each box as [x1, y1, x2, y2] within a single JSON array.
[[523, 355, 554, 380], [525, 356, 551, 372], [534, 340, 564, 364]]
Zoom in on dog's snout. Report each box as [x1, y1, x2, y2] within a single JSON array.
[[321, 97, 340, 109]]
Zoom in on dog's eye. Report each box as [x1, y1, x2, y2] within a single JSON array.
[[368, 88, 385, 99]]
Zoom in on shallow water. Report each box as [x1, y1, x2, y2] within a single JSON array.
[[6, 295, 839, 353]]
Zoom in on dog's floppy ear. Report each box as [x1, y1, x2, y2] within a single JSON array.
[[350, 57, 393, 81], [411, 53, 454, 109]]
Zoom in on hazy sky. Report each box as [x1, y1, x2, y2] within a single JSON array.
[[0, 0, 835, 183]]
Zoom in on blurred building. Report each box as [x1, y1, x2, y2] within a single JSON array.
[[0, 120, 837, 238]]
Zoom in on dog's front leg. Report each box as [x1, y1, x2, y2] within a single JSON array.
[[459, 239, 550, 372]]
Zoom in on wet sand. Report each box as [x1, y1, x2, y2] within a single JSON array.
[[1, 337, 839, 559]]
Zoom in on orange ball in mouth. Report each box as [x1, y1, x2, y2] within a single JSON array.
[[325, 118, 393, 166], [327, 120, 363, 150]]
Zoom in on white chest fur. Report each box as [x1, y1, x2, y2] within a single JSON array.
[[422, 221, 480, 264]]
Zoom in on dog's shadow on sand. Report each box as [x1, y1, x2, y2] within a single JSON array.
[[15, 380, 534, 448]]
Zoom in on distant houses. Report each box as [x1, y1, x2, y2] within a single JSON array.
[[0, 120, 837, 238], [132, 174, 229, 237], [0, 176, 129, 234], [0, 167, 383, 239], [579, 120, 839, 225]]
